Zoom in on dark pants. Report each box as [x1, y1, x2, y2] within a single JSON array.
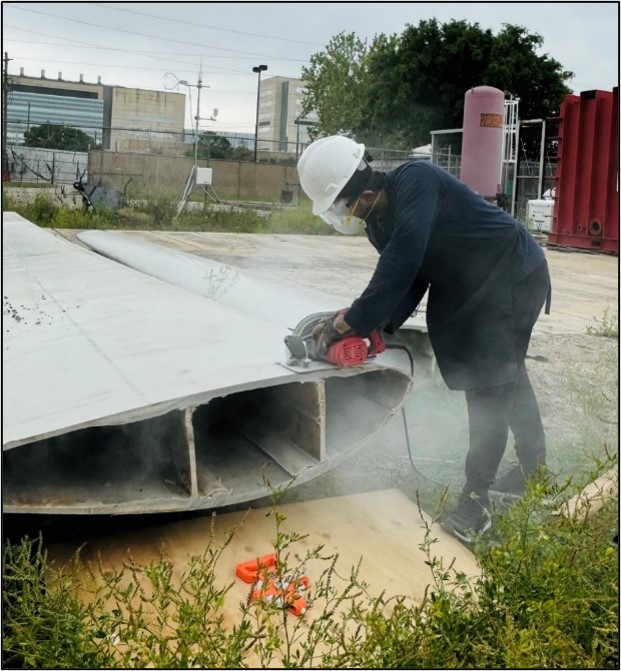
[[463, 261, 550, 494]]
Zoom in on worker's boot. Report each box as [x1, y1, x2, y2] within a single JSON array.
[[440, 489, 492, 543], [491, 465, 528, 496], [492, 463, 553, 497]]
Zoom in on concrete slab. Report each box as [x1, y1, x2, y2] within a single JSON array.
[[60, 229, 618, 336]]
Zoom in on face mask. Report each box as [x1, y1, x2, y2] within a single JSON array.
[[320, 193, 380, 236]]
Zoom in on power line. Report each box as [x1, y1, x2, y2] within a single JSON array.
[[7, 5, 308, 62], [91, 2, 324, 48], [3, 27, 268, 76], [9, 55, 257, 87], [5, 38, 298, 61], [3, 26, 211, 70]]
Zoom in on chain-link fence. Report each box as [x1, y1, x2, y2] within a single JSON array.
[[514, 159, 557, 223], [6, 144, 88, 184], [5, 119, 556, 225]]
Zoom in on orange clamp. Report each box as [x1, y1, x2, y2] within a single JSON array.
[[252, 574, 310, 617], [235, 554, 310, 617], [235, 553, 278, 583]]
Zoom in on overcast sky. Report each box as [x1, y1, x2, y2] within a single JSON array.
[[2, 2, 619, 134]]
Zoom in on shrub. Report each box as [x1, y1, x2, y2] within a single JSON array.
[[30, 194, 59, 226], [3, 461, 618, 669], [175, 205, 268, 233]]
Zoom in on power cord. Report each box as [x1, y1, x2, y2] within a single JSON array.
[[385, 343, 419, 473]]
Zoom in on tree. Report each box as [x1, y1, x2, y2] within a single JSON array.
[[485, 24, 572, 120], [194, 131, 233, 159], [191, 131, 255, 161], [302, 20, 573, 150], [23, 124, 98, 151], [300, 32, 371, 142]]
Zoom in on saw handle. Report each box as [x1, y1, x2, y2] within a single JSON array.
[[367, 329, 386, 356]]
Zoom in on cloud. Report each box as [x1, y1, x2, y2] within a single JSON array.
[[3, 2, 617, 131]]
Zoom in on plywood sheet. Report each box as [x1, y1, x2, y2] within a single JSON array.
[[48, 489, 480, 618]]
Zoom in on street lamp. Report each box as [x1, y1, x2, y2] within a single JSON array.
[[252, 64, 268, 162]]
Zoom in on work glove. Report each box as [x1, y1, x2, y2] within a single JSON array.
[[312, 309, 356, 359]]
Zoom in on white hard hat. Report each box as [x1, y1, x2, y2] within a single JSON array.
[[297, 135, 366, 215]]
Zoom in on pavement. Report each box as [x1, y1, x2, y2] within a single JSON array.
[[60, 229, 618, 336]]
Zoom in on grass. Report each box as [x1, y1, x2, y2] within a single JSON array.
[[2, 190, 334, 235]]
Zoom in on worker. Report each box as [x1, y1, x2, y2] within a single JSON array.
[[297, 135, 551, 542]]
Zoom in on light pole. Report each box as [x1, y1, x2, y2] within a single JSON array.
[[252, 64, 267, 162]]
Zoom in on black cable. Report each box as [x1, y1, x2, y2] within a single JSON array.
[[385, 343, 419, 473]]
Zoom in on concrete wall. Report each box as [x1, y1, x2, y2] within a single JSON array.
[[88, 151, 301, 201], [109, 88, 185, 132], [4, 185, 84, 209]]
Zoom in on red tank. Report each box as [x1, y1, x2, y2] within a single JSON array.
[[548, 88, 618, 254]]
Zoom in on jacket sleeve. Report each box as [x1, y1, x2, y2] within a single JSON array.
[[345, 164, 442, 335], [383, 278, 429, 334]]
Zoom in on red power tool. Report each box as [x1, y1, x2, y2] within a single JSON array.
[[284, 311, 385, 368]]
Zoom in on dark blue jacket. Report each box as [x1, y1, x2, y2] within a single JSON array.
[[345, 161, 547, 390]]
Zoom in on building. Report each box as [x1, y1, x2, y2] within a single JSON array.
[[256, 76, 316, 155], [7, 70, 105, 145], [7, 70, 185, 152]]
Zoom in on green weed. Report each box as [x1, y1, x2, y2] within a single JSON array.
[[586, 305, 619, 339], [3, 191, 342, 235], [2, 537, 116, 669], [264, 201, 337, 235]]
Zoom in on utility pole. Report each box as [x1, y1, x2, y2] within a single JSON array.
[[193, 75, 203, 168], [2, 52, 12, 180], [167, 63, 219, 216]]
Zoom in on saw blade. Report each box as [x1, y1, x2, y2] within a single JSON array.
[[289, 311, 335, 340]]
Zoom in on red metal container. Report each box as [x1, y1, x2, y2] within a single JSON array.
[[549, 88, 618, 253]]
